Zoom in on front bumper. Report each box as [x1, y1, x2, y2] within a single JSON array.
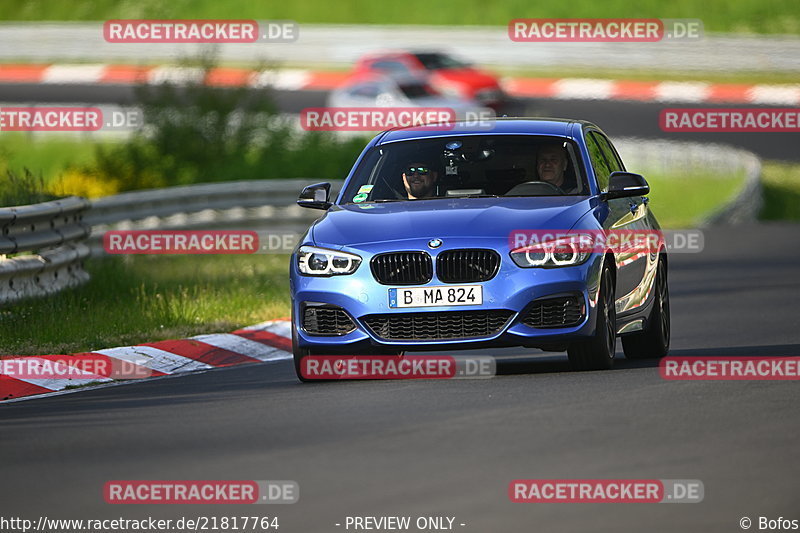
[[290, 239, 604, 352]]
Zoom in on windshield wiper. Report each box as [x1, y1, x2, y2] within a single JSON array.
[[355, 195, 502, 204]]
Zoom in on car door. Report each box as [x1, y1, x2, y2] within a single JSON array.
[[368, 59, 414, 76], [585, 129, 651, 314]]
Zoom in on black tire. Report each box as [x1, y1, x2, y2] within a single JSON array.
[[622, 256, 670, 360], [568, 263, 616, 371], [292, 319, 313, 382], [292, 316, 405, 382]]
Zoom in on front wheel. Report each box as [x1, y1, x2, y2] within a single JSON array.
[[568, 263, 616, 371], [292, 319, 405, 382], [292, 320, 313, 382], [622, 256, 670, 360]]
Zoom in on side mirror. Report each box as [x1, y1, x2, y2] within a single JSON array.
[[297, 182, 332, 210], [604, 172, 650, 200]]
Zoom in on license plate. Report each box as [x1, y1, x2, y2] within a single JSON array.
[[388, 285, 483, 308]]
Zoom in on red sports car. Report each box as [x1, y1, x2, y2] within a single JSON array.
[[353, 51, 505, 109]]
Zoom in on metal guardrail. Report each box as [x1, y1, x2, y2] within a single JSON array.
[[85, 179, 341, 227], [702, 155, 763, 226], [615, 138, 763, 226], [85, 179, 344, 256], [0, 196, 91, 304]]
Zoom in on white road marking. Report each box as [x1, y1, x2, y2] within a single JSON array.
[[553, 78, 615, 100], [94, 345, 213, 374], [748, 84, 800, 105], [242, 320, 292, 338], [192, 333, 291, 362], [147, 66, 205, 85], [654, 81, 711, 103], [1, 357, 112, 391], [41, 64, 106, 84], [249, 69, 311, 90]]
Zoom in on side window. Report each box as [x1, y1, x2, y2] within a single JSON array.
[[585, 132, 614, 191], [349, 83, 380, 98], [370, 60, 412, 75], [592, 132, 625, 173]]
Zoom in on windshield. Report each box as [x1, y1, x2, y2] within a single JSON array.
[[340, 135, 589, 204], [415, 53, 471, 70]]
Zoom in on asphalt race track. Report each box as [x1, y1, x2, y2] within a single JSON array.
[[1, 223, 799, 532], [1, 79, 799, 531]]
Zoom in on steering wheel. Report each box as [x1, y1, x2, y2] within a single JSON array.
[[536, 181, 565, 195], [505, 180, 565, 196]]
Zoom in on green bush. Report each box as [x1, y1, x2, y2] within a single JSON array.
[[760, 161, 800, 221], [90, 59, 367, 190]]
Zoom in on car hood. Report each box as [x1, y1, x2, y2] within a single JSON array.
[[311, 196, 593, 247]]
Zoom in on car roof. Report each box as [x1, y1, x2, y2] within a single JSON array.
[[374, 117, 597, 144], [359, 51, 416, 61], [360, 50, 453, 60]]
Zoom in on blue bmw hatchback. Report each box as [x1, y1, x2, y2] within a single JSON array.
[[290, 118, 670, 380]]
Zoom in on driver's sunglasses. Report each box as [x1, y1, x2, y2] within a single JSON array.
[[406, 166, 430, 175]]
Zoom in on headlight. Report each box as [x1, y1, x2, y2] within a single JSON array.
[[297, 245, 362, 276], [510, 234, 593, 268]]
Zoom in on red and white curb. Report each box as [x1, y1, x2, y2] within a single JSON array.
[[0, 319, 293, 403], [503, 78, 800, 105], [1, 63, 798, 105]]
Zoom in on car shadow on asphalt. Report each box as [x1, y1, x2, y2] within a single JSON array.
[[4, 344, 798, 415], [493, 352, 656, 375], [668, 344, 800, 357], [492, 343, 800, 375]]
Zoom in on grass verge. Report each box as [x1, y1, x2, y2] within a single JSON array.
[[0, 133, 112, 186], [0, 254, 291, 356], [495, 66, 800, 86], [760, 161, 800, 220], [0, 168, 59, 207], [645, 171, 747, 228], [0, 0, 798, 34]]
